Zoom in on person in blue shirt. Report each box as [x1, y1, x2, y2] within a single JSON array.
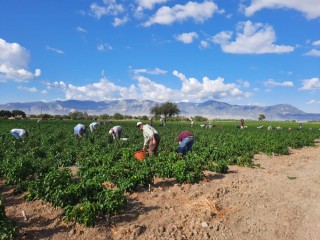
[[74, 124, 86, 139]]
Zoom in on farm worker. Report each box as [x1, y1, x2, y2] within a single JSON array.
[[10, 129, 28, 140], [89, 122, 100, 133], [149, 116, 154, 126], [240, 119, 244, 129], [136, 121, 160, 157], [109, 126, 122, 140], [177, 131, 194, 156], [190, 118, 194, 128], [74, 124, 86, 139], [160, 117, 165, 126]]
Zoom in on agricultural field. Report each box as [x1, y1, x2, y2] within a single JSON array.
[[1, 119, 320, 239]]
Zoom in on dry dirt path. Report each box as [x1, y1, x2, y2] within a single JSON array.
[[1, 142, 320, 240]]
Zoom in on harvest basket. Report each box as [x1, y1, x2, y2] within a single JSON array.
[[134, 150, 146, 160]]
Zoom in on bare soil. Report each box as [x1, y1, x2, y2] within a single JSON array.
[[2, 142, 320, 240]]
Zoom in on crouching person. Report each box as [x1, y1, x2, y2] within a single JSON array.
[[10, 129, 28, 140], [109, 125, 122, 140], [136, 122, 160, 157], [177, 131, 194, 156], [74, 124, 86, 139]]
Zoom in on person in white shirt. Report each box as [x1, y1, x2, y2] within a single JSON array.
[[10, 129, 28, 140], [136, 122, 160, 157], [109, 126, 122, 140], [89, 122, 100, 133], [74, 124, 86, 139]]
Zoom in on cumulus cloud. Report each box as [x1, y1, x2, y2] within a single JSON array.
[[113, 16, 129, 27], [44, 70, 250, 102], [304, 49, 320, 57], [312, 40, 320, 46], [143, 1, 220, 26], [174, 32, 199, 44], [0, 38, 41, 82], [45, 77, 136, 100], [300, 78, 320, 90], [243, 0, 320, 20], [97, 43, 113, 51], [135, 0, 168, 16], [90, 0, 125, 19], [212, 21, 294, 54], [172, 70, 251, 100], [264, 79, 294, 87], [200, 40, 209, 48]]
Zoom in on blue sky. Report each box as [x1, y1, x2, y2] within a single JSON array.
[[0, 0, 320, 113]]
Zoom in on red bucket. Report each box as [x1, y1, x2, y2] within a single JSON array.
[[134, 150, 146, 160]]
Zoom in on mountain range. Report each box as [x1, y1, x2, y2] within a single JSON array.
[[1, 99, 320, 121]]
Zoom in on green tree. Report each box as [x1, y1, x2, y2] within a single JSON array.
[[150, 102, 180, 123], [113, 113, 124, 120], [11, 110, 26, 118], [258, 114, 266, 121], [0, 110, 12, 118]]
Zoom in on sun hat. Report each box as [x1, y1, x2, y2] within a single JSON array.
[[136, 122, 143, 127], [108, 129, 113, 134]]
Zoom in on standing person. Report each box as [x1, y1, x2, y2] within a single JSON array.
[[109, 125, 122, 140], [89, 122, 100, 133], [74, 124, 86, 139], [240, 119, 245, 129], [160, 117, 165, 126], [136, 122, 160, 157], [10, 129, 28, 140], [190, 118, 194, 128], [149, 116, 154, 126], [177, 131, 194, 156]]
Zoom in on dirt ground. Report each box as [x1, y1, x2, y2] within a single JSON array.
[[2, 141, 320, 240]]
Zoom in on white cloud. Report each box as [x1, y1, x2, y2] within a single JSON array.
[[307, 99, 320, 104], [212, 21, 294, 54], [44, 70, 250, 102], [136, 0, 168, 10], [144, 1, 219, 26], [90, 0, 125, 19], [174, 32, 199, 44], [312, 40, 320, 46], [300, 78, 320, 90], [200, 40, 209, 48], [0, 38, 41, 82], [173, 70, 250, 100], [46, 46, 64, 54], [76, 26, 87, 33], [133, 67, 167, 75], [304, 49, 320, 57], [264, 79, 294, 87], [237, 79, 250, 88], [243, 0, 320, 19], [17, 85, 38, 92], [97, 43, 113, 51], [113, 16, 129, 27]]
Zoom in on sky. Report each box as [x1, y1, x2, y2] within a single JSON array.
[[0, 0, 320, 113]]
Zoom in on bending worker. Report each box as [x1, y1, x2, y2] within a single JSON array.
[[109, 125, 122, 140], [74, 123, 86, 139], [177, 131, 194, 156], [10, 128, 28, 140], [89, 122, 100, 133], [136, 121, 160, 157]]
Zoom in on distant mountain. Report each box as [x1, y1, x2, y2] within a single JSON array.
[[1, 99, 320, 121]]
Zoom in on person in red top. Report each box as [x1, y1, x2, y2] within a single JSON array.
[[177, 131, 194, 156]]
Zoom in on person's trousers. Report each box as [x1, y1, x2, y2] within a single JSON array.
[[177, 137, 194, 155]]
